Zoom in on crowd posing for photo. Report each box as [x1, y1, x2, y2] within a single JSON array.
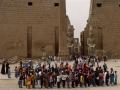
[[12, 56, 118, 89]]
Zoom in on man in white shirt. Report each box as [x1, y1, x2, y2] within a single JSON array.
[[62, 73, 67, 88], [57, 74, 61, 88]]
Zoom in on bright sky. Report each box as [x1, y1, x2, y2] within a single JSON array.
[[66, 0, 90, 38]]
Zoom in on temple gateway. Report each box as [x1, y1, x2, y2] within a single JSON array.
[[0, 0, 76, 58]]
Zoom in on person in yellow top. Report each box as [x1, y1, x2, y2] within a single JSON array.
[[80, 75, 84, 87], [26, 74, 32, 89], [31, 73, 36, 88]]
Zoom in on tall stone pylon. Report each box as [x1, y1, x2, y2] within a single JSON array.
[[81, 0, 120, 58], [58, 0, 69, 57], [0, 0, 69, 58]]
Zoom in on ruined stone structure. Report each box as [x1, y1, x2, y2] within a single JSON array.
[[73, 38, 80, 55], [81, 0, 120, 58], [0, 0, 70, 58]]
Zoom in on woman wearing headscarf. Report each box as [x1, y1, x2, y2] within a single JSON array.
[[1, 61, 5, 74]]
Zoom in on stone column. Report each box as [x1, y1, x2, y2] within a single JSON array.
[[27, 26, 32, 58], [87, 26, 96, 56], [58, 0, 69, 57]]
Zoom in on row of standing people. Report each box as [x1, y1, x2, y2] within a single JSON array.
[[15, 57, 118, 89]]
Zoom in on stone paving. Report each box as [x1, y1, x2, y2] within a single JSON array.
[[0, 60, 120, 90]]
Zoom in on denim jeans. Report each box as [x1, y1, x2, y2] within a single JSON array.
[[18, 80, 23, 88]]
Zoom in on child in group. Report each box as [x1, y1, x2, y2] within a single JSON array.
[[18, 74, 23, 88], [114, 71, 117, 85], [14, 66, 19, 78], [110, 68, 114, 85], [80, 74, 84, 87], [26, 74, 32, 89], [8, 66, 11, 78]]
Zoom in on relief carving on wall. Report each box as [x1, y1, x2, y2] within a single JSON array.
[[5, 41, 24, 50], [34, 41, 47, 50]]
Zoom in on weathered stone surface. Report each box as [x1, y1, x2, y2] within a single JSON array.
[[81, 0, 120, 57], [0, 0, 69, 58]]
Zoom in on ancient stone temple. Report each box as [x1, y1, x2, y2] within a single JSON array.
[[0, 0, 70, 58], [66, 16, 75, 55], [81, 0, 120, 58]]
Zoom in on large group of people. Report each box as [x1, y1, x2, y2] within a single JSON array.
[[11, 56, 118, 89]]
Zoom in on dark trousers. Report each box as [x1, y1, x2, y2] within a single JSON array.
[[49, 82, 53, 88], [67, 81, 70, 88], [75, 80, 79, 87], [106, 79, 109, 86], [72, 81, 75, 88], [95, 79, 99, 86], [41, 80, 43, 88], [57, 82, 60, 88], [23, 79, 25, 86], [32, 80, 35, 88], [62, 80, 65, 88], [18, 80, 23, 88]]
